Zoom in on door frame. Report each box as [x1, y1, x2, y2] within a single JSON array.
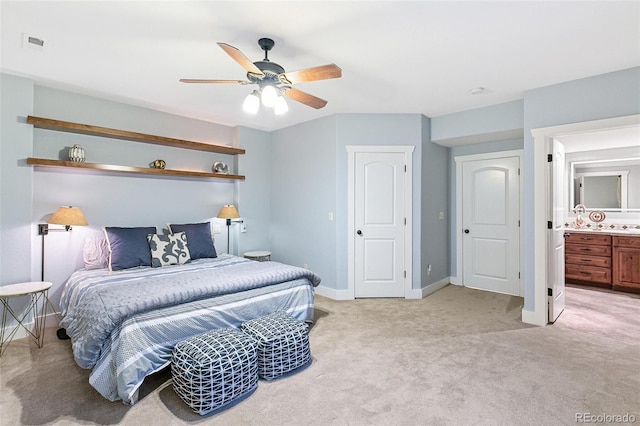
[[454, 150, 524, 296], [346, 145, 414, 300], [528, 114, 640, 326]]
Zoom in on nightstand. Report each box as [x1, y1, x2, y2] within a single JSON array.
[[0, 281, 53, 356], [244, 251, 271, 262]]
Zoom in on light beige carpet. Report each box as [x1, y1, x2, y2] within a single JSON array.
[[1, 284, 639, 425]]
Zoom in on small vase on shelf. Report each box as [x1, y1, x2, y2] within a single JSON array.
[[68, 144, 86, 163]]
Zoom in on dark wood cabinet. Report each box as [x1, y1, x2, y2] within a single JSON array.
[[565, 232, 612, 288], [613, 236, 640, 294]]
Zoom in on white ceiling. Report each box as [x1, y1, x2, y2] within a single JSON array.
[[2, 1, 639, 132]]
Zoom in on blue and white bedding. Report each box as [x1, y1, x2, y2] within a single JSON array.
[[59, 254, 320, 404]]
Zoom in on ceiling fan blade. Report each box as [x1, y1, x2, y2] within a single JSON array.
[[217, 42, 264, 76], [179, 79, 250, 84], [282, 64, 342, 84], [284, 88, 328, 109]]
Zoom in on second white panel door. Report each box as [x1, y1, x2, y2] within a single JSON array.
[[462, 156, 520, 296], [354, 152, 406, 298]]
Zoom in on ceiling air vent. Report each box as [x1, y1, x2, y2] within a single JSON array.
[[22, 33, 45, 50]]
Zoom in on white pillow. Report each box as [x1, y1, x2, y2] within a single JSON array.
[[83, 237, 108, 270]]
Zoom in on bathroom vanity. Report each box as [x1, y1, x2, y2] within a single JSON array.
[[565, 230, 640, 294]]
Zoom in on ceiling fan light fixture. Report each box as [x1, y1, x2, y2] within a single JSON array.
[[261, 85, 278, 108], [274, 95, 288, 115], [243, 90, 260, 114]]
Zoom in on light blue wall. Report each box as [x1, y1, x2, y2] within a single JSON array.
[[432, 99, 524, 142], [335, 113, 425, 291], [270, 115, 338, 290], [1, 74, 34, 286], [270, 113, 442, 294], [0, 80, 273, 309], [421, 115, 450, 287], [4, 66, 636, 316], [522, 66, 640, 311], [235, 126, 272, 256]]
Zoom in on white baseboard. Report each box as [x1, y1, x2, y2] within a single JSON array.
[[1, 312, 60, 341], [521, 308, 547, 327], [425, 277, 451, 296], [314, 285, 352, 300], [317, 278, 452, 301]]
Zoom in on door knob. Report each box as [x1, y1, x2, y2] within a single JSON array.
[[464, 229, 470, 234], [356, 230, 363, 236]]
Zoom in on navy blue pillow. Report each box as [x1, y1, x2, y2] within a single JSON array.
[[168, 222, 217, 259], [103, 226, 156, 271]]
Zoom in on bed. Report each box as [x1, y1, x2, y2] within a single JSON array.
[[59, 228, 321, 405]]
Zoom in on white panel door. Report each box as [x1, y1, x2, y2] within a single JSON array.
[[548, 139, 566, 322], [354, 152, 405, 298], [462, 157, 520, 295]]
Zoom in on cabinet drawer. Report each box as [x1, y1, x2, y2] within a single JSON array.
[[565, 233, 611, 245], [613, 236, 640, 248], [565, 254, 611, 268], [565, 244, 612, 257], [566, 264, 611, 284]]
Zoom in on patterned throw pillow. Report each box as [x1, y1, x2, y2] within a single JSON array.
[[148, 232, 191, 267]]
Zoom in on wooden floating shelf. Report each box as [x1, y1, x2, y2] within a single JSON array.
[[26, 158, 245, 181], [27, 116, 245, 155]]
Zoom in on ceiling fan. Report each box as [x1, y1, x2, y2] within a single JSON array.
[[180, 38, 342, 114]]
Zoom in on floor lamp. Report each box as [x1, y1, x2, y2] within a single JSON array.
[[38, 206, 88, 281], [38, 206, 88, 340], [216, 204, 240, 254]]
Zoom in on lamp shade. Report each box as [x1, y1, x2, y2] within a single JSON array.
[[216, 205, 240, 220], [274, 95, 288, 115], [243, 91, 260, 114], [261, 85, 277, 108], [47, 206, 88, 226]]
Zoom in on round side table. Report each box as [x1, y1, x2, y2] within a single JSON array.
[[0, 281, 53, 356], [244, 251, 271, 262]]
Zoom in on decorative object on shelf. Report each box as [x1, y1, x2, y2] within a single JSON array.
[[217, 205, 240, 253], [151, 159, 166, 169], [572, 204, 586, 228], [589, 210, 606, 229], [213, 162, 229, 174], [68, 144, 86, 162]]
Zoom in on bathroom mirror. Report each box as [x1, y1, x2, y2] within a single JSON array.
[[570, 157, 640, 212]]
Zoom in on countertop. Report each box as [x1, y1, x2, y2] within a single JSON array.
[[564, 227, 640, 235]]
